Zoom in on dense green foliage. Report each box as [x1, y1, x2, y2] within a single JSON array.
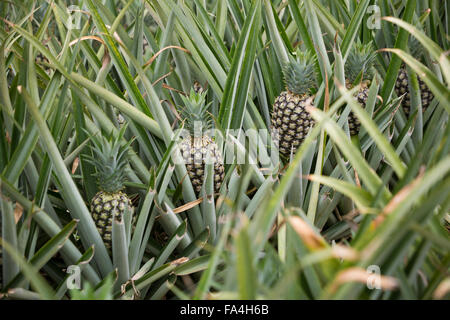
[[0, 0, 448, 300]]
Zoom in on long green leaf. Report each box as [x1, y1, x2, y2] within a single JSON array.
[[218, 0, 261, 130], [17, 85, 112, 276]]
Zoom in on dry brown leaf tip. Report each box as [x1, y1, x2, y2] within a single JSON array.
[[328, 267, 398, 293], [372, 169, 424, 229], [288, 216, 326, 249]]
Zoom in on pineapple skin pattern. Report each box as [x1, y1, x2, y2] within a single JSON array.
[[90, 191, 132, 249], [395, 66, 434, 117], [348, 85, 369, 136], [271, 90, 315, 157], [270, 49, 318, 158], [179, 135, 225, 195], [86, 125, 133, 249], [343, 42, 376, 136], [177, 87, 224, 196]]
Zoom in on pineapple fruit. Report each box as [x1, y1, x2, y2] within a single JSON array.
[[395, 66, 434, 117], [394, 37, 434, 117], [35, 52, 52, 76], [344, 42, 376, 136], [86, 127, 133, 249], [271, 50, 317, 157], [178, 88, 224, 195], [193, 80, 205, 94]]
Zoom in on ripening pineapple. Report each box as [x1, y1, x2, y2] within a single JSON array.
[[394, 38, 434, 117], [178, 88, 224, 195], [193, 81, 205, 94], [35, 52, 52, 75], [86, 127, 133, 249], [344, 42, 376, 136], [271, 50, 318, 157]]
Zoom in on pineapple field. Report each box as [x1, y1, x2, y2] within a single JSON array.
[[0, 0, 449, 302]]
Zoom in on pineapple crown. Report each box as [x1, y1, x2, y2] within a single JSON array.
[[178, 88, 212, 135], [345, 41, 376, 85], [392, 22, 425, 60], [407, 36, 424, 60], [85, 126, 133, 193], [283, 49, 318, 96]]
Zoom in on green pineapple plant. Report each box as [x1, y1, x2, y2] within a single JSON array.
[[86, 127, 134, 249], [70, 273, 115, 300], [271, 50, 318, 157], [344, 42, 376, 136], [0, 0, 449, 302], [178, 88, 224, 195]]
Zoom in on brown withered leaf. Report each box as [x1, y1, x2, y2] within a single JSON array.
[[288, 216, 326, 249], [331, 244, 359, 261], [5, 130, 11, 144], [372, 167, 424, 228], [14, 202, 23, 223], [171, 257, 189, 266], [172, 198, 203, 214], [328, 267, 398, 294], [72, 157, 80, 174], [144, 45, 190, 67], [433, 278, 450, 300]]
